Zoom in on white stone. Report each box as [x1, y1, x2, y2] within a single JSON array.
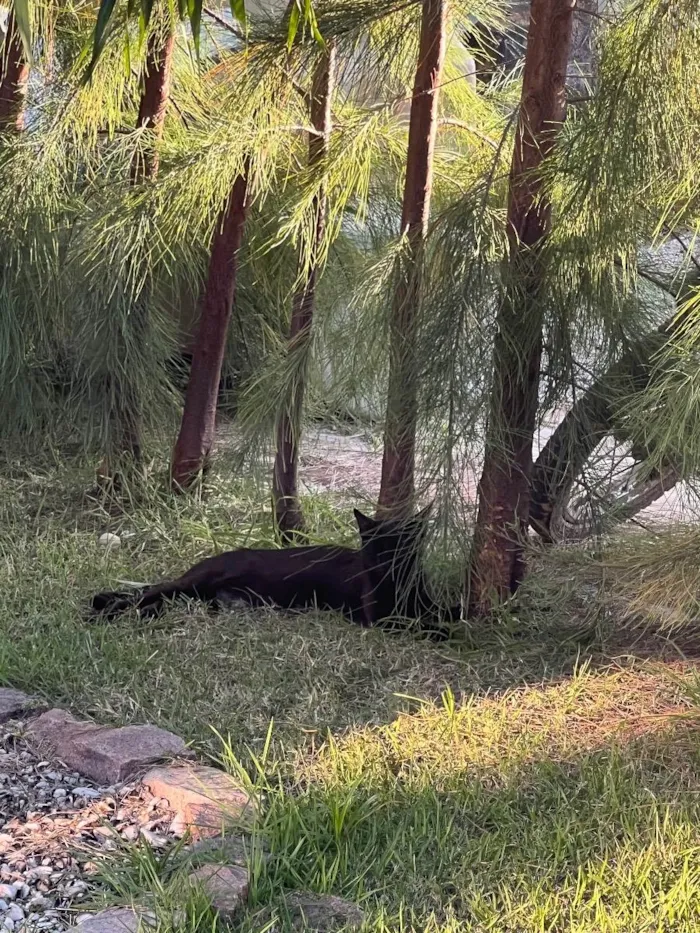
[[98, 533, 121, 549]]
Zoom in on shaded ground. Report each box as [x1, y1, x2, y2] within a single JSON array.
[[216, 421, 700, 527]]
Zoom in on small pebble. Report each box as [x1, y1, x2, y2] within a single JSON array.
[[73, 788, 100, 800], [63, 882, 88, 897], [139, 828, 168, 848], [26, 897, 49, 912], [98, 532, 121, 548], [169, 814, 187, 837]]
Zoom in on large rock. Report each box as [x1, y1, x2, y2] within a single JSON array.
[[76, 909, 156, 933], [285, 893, 365, 932], [186, 832, 268, 868], [142, 765, 255, 839], [26, 709, 189, 783], [188, 864, 249, 919], [0, 688, 38, 724]]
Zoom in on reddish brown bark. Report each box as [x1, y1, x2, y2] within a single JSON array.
[[467, 0, 576, 615], [273, 46, 336, 540], [131, 28, 176, 183], [0, 11, 29, 132], [376, 0, 447, 519], [170, 170, 250, 489]]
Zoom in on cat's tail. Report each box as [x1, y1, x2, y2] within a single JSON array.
[[89, 589, 141, 620], [89, 577, 206, 621]]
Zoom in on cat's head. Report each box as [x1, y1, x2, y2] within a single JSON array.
[[353, 503, 432, 572]]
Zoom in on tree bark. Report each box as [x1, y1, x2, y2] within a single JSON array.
[[131, 28, 176, 183], [561, 461, 680, 539], [0, 11, 29, 132], [170, 169, 250, 489], [467, 0, 576, 615], [376, 0, 447, 519], [272, 46, 336, 540], [530, 274, 700, 541]]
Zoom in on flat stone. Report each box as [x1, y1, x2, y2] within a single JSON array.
[[26, 710, 189, 783], [142, 765, 255, 839], [0, 689, 37, 724], [188, 864, 249, 919], [285, 893, 365, 932], [76, 909, 155, 933], [186, 832, 268, 868]]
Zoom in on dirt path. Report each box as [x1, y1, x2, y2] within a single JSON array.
[[216, 418, 699, 525]]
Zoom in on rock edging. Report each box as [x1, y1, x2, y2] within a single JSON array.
[[0, 688, 364, 931]]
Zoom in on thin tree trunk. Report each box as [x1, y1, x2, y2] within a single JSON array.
[[131, 28, 176, 183], [98, 27, 176, 485], [467, 0, 576, 615], [170, 169, 250, 489], [0, 11, 29, 132], [560, 461, 680, 539], [609, 462, 680, 525], [530, 276, 700, 540], [272, 45, 336, 540], [376, 0, 447, 519]]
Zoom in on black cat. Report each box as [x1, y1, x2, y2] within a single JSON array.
[[90, 505, 458, 636]]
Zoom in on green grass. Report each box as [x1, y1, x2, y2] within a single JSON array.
[[0, 452, 596, 757], [2, 454, 700, 932]]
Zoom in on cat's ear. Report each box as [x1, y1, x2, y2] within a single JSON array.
[[353, 508, 377, 536]]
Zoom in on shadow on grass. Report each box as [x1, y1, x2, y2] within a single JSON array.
[[91, 706, 700, 933], [2, 549, 698, 763], [239, 713, 700, 931]]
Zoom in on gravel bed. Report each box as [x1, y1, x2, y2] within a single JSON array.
[[1, 723, 181, 933]]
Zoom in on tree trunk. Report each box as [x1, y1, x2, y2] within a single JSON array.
[[170, 169, 250, 489], [608, 462, 680, 525], [560, 461, 680, 539], [98, 27, 176, 486], [467, 0, 576, 615], [272, 46, 336, 540], [530, 275, 700, 541], [376, 0, 447, 519], [0, 11, 29, 132], [131, 28, 176, 183]]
